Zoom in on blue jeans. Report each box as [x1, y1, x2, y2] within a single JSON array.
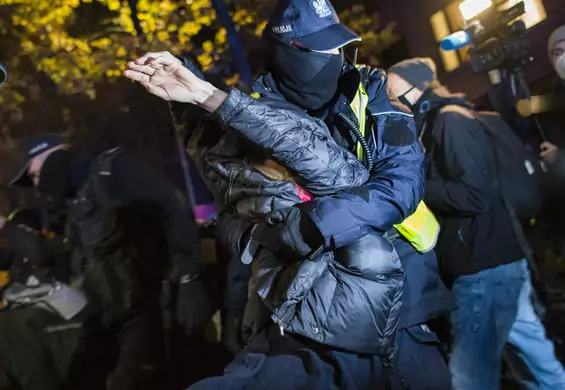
[[507, 261, 565, 390], [450, 260, 527, 390]]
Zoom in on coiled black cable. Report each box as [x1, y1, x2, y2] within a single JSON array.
[[338, 112, 374, 171]]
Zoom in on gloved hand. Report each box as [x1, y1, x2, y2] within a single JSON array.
[[214, 212, 255, 257], [176, 277, 215, 335], [221, 310, 244, 356], [252, 207, 323, 260]]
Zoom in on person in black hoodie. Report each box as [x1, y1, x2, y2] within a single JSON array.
[[10, 134, 212, 390], [387, 58, 528, 390]]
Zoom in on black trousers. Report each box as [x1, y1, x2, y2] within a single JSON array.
[[67, 296, 168, 390], [107, 305, 167, 390]]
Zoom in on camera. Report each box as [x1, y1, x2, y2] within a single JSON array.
[[442, 1, 532, 73]]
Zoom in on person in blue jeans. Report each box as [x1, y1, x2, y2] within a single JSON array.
[[388, 58, 529, 390], [449, 260, 525, 389], [507, 261, 565, 390]]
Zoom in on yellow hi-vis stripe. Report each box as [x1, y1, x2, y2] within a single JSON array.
[[350, 84, 369, 162], [349, 77, 439, 253]]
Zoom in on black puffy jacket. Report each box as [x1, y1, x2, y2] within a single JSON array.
[[171, 67, 423, 355]]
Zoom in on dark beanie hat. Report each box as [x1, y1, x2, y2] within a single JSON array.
[[388, 57, 437, 91]]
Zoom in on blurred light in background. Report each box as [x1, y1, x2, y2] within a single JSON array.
[[459, 0, 492, 21]]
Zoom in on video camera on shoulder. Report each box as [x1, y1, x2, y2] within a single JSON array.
[[441, 1, 532, 73]]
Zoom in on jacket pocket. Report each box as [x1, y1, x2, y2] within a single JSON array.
[[405, 324, 442, 346]]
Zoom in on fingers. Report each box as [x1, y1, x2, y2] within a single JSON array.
[[128, 52, 182, 80], [124, 57, 167, 82], [147, 56, 182, 75], [126, 61, 155, 76], [123, 69, 150, 83], [134, 51, 180, 67], [134, 51, 170, 65]]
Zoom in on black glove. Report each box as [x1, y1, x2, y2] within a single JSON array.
[[214, 212, 254, 257], [221, 310, 244, 356], [176, 277, 215, 335], [252, 207, 323, 260]]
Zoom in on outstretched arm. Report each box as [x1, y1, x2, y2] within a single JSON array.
[[125, 52, 369, 195]]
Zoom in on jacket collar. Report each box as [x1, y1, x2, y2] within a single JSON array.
[[414, 83, 473, 131]]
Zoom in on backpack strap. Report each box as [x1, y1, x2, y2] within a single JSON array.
[[475, 118, 542, 283]]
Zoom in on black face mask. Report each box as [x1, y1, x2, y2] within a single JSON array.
[[412, 87, 441, 135], [397, 86, 416, 112], [271, 41, 344, 110]]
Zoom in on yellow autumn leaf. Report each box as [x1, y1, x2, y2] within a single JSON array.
[[202, 40, 213, 53], [157, 30, 170, 42], [225, 73, 240, 86], [107, 0, 120, 11], [215, 28, 227, 45], [116, 46, 127, 57], [197, 53, 213, 70], [90, 37, 112, 49]]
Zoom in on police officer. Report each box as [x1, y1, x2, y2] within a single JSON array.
[[253, 4, 454, 388], [247, 1, 454, 388], [10, 135, 211, 390]]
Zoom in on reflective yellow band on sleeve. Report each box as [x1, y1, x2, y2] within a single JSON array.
[[394, 201, 440, 253]]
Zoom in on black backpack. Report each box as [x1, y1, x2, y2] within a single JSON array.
[[68, 148, 145, 326], [472, 111, 542, 219], [424, 106, 542, 219]]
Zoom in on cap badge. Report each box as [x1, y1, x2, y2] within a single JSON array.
[[310, 0, 332, 18]]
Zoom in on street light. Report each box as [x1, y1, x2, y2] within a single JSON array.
[[459, 0, 492, 21]]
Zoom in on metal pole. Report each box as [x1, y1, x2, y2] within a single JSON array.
[[127, 0, 144, 37], [211, 0, 253, 88]]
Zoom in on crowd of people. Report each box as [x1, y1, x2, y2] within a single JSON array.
[[0, 0, 565, 389]]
